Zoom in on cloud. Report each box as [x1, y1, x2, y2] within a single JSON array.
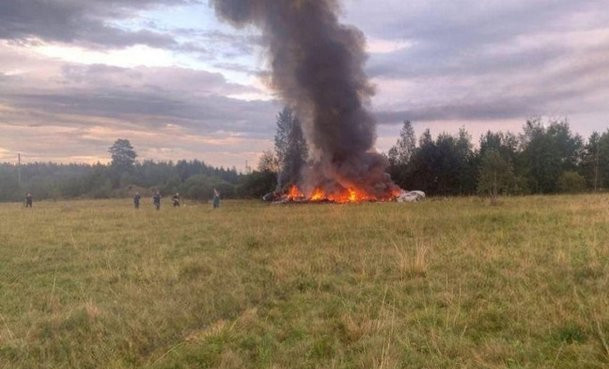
[[339, 0, 609, 134], [1, 0, 609, 166], [0, 0, 197, 48], [0, 0, 263, 65], [346, 0, 609, 46], [0, 119, 272, 166], [175, 29, 264, 58], [0, 46, 279, 166]]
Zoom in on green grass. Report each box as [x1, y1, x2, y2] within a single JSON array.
[[0, 195, 608, 368]]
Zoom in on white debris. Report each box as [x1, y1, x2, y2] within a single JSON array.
[[396, 190, 426, 203]]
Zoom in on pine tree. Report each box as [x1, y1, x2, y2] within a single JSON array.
[[388, 120, 416, 166], [109, 139, 137, 171], [581, 132, 601, 191], [274, 107, 308, 189]]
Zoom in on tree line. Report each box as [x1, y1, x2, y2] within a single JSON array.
[[1, 113, 607, 203], [386, 118, 609, 199], [0, 139, 252, 202]]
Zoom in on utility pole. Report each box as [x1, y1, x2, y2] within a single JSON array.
[[17, 153, 22, 187]]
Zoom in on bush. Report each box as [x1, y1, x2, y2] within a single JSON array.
[[179, 175, 235, 201], [557, 171, 587, 193], [512, 175, 531, 195], [237, 171, 277, 199], [90, 179, 113, 199]]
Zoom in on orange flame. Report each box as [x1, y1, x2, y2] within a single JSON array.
[[348, 188, 358, 202], [326, 187, 376, 203], [287, 185, 304, 200], [285, 185, 398, 203], [284, 184, 400, 203], [310, 188, 325, 201]]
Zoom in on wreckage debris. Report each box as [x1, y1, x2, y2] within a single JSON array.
[[263, 186, 426, 204]]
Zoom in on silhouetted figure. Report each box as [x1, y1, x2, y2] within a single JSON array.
[[25, 193, 33, 208], [212, 188, 220, 209], [153, 191, 161, 210], [133, 192, 141, 209], [172, 193, 181, 207]]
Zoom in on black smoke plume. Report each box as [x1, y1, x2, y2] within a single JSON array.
[[210, 0, 399, 197]]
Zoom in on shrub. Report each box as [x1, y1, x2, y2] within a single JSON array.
[[179, 175, 235, 201], [557, 171, 587, 193], [237, 171, 277, 199]]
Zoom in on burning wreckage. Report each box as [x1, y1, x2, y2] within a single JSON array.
[[211, 0, 425, 204], [263, 186, 425, 204]]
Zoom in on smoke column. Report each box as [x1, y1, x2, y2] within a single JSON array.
[[210, 0, 398, 197]]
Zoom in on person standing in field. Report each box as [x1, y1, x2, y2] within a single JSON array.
[[153, 191, 161, 210], [212, 188, 220, 209], [172, 193, 181, 207], [24, 193, 33, 208], [133, 192, 141, 209]]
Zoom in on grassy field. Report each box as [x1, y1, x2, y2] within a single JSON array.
[[0, 196, 608, 369]]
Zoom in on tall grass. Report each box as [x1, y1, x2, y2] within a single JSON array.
[[0, 195, 608, 368]]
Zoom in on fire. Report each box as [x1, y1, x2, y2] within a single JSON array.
[[284, 185, 397, 203], [348, 188, 357, 202], [310, 188, 325, 201], [287, 185, 305, 201], [326, 187, 376, 203]]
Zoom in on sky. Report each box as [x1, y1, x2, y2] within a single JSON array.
[[1, 0, 608, 169]]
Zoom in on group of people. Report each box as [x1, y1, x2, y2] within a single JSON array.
[[22, 190, 221, 209], [133, 189, 221, 210]]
